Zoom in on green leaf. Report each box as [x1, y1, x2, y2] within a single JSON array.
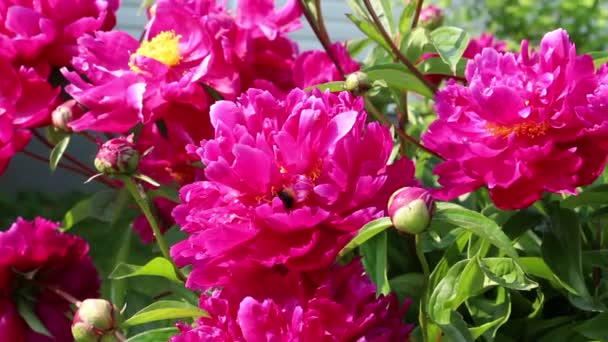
[[360, 230, 390, 296], [49, 135, 71, 171], [428, 259, 485, 324], [575, 312, 608, 340], [110, 257, 181, 284], [346, 14, 392, 53], [339, 217, 392, 257], [398, 0, 416, 34], [304, 81, 345, 92], [364, 63, 433, 98], [430, 26, 471, 73], [370, 0, 395, 36], [518, 257, 556, 282], [589, 51, 608, 69], [467, 287, 511, 341], [61, 189, 128, 231], [127, 327, 179, 342], [433, 202, 519, 259], [400, 27, 432, 63], [122, 300, 208, 327], [562, 184, 608, 209], [389, 272, 426, 300], [416, 56, 467, 78], [346, 38, 371, 58], [111, 226, 133, 309], [541, 207, 589, 297], [502, 209, 546, 240], [478, 258, 538, 290], [16, 298, 52, 337]]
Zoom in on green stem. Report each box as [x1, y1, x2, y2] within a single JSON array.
[[415, 234, 430, 342], [122, 176, 186, 282]]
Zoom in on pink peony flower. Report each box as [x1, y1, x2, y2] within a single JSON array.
[[62, 0, 300, 133], [171, 88, 416, 288], [422, 29, 608, 209], [170, 259, 413, 341], [0, 0, 119, 67], [0, 217, 99, 341], [293, 42, 360, 89], [463, 32, 507, 59], [0, 59, 60, 129]]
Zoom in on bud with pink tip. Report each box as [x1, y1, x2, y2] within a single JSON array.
[[419, 5, 444, 30], [94, 136, 140, 175], [52, 100, 84, 132], [71, 299, 120, 342], [388, 187, 434, 234]]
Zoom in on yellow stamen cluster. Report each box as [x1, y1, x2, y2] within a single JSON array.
[[129, 31, 182, 73], [486, 121, 550, 139]]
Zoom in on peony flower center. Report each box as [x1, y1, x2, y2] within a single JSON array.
[[486, 121, 550, 139], [129, 31, 182, 72]]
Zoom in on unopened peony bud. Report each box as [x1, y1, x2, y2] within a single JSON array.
[[418, 5, 444, 30], [52, 100, 84, 132], [71, 299, 120, 342], [388, 187, 434, 234], [94, 136, 140, 175], [344, 71, 370, 96]]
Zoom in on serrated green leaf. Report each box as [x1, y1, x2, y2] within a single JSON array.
[[364, 63, 433, 98], [49, 135, 71, 171], [360, 230, 390, 296], [433, 202, 519, 259], [110, 257, 181, 283], [126, 327, 180, 342], [16, 298, 52, 337], [122, 300, 208, 327], [430, 26, 471, 73], [339, 217, 392, 257]]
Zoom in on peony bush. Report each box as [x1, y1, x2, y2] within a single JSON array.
[[2, 0, 608, 341]]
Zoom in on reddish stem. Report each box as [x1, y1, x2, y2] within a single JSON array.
[[361, 0, 438, 94], [32, 130, 99, 176], [411, 0, 425, 29], [297, 0, 346, 79]]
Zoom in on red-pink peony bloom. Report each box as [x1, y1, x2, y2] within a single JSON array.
[[0, 0, 119, 67], [0, 217, 99, 341], [171, 88, 416, 288], [422, 29, 608, 209], [170, 260, 413, 342], [293, 42, 360, 89]]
